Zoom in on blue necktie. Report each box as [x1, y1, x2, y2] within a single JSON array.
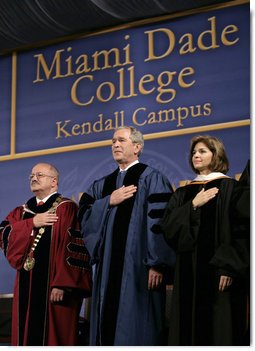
[[117, 170, 126, 188]]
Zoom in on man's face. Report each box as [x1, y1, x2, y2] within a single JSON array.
[[29, 164, 57, 196], [112, 128, 141, 167]]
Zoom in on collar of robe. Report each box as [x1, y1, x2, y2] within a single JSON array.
[[193, 172, 229, 182]]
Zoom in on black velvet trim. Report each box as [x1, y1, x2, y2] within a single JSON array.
[[25, 196, 37, 212], [112, 164, 147, 240], [148, 208, 165, 219], [2, 226, 11, 255], [102, 164, 148, 253], [102, 168, 119, 197], [68, 228, 83, 238], [101, 163, 147, 345], [151, 224, 163, 234], [79, 192, 95, 206], [18, 270, 30, 345], [66, 256, 91, 270], [78, 192, 95, 223], [67, 242, 89, 255], [147, 192, 172, 203], [19, 226, 52, 345], [26, 193, 61, 214], [0, 220, 9, 229]]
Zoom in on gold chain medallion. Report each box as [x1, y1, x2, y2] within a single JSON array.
[[23, 196, 62, 271], [23, 256, 35, 271]]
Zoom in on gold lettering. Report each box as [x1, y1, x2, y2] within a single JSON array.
[[104, 118, 114, 130], [65, 47, 74, 77], [75, 55, 91, 74], [93, 115, 103, 132], [81, 122, 92, 135], [203, 102, 212, 116], [177, 107, 189, 127], [178, 67, 196, 88], [158, 109, 176, 122], [33, 49, 69, 83], [147, 111, 158, 124], [132, 107, 147, 126], [117, 66, 138, 99], [221, 24, 239, 46], [123, 35, 133, 64], [138, 74, 155, 95], [71, 124, 81, 136], [179, 33, 197, 55], [71, 75, 94, 106], [197, 17, 220, 50], [96, 82, 115, 102], [144, 28, 175, 61], [56, 120, 72, 138], [92, 40, 132, 71], [156, 71, 176, 103]]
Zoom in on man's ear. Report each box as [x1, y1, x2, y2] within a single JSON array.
[[52, 177, 58, 187], [134, 143, 142, 155]]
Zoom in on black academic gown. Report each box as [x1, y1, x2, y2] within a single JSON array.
[[161, 176, 248, 346], [231, 160, 250, 345]]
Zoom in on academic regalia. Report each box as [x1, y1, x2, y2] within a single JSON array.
[[232, 160, 250, 234], [0, 193, 92, 346], [78, 163, 176, 346], [231, 160, 250, 345], [161, 176, 249, 346]]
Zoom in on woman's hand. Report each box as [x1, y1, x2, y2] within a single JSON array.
[[192, 187, 219, 209], [219, 275, 233, 291]]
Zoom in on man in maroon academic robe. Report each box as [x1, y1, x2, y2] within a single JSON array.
[[0, 163, 92, 346]]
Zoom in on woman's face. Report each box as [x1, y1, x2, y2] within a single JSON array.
[[192, 142, 213, 175]]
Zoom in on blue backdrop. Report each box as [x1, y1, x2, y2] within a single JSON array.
[[0, 2, 250, 293]]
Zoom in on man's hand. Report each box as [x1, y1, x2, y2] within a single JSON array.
[[50, 288, 64, 303], [110, 185, 137, 206], [148, 267, 163, 290], [33, 212, 58, 227]]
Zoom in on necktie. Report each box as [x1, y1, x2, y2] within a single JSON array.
[[117, 171, 126, 188], [37, 201, 44, 206]]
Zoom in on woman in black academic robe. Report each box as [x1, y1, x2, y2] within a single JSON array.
[[161, 135, 249, 346]]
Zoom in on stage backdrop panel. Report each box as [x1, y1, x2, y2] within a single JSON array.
[[0, 0, 250, 293]]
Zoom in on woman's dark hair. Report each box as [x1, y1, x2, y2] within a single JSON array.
[[189, 135, 229, 174]]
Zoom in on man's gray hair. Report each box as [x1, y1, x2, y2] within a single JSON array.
[[114, 126, 144, 156], [35, 162, 60, 181], [48, 164, 60, 181]]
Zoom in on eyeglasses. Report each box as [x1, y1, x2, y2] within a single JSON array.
[[29, 172, 56, 180]]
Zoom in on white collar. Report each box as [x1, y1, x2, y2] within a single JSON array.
[[36, 191, 57, 204], [193, 172, 229, 181], [119, 160, 139, 172]]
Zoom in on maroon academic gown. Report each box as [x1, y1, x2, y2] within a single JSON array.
[[0, 193, 91, 346]]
